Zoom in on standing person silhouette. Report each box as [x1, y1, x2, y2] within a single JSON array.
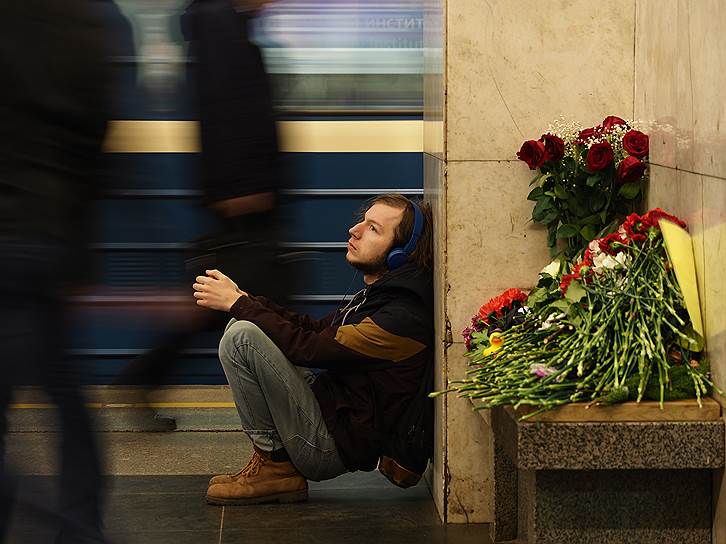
[[0, 1, 131, 541], [116, 0, 288, 413]]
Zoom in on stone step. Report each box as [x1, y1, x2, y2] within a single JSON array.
[[7, 386, 241, 432]]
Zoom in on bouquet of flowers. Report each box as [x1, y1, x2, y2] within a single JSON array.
[[518, 115, 649, 258], [440, 209, 721, 418], [462, 288, 528, 352]]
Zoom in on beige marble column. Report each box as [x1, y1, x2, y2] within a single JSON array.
[[635, 1, 726, 542], [424, 0, 636, 523]]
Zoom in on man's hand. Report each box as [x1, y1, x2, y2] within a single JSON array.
[[193, 269, 248, 312]]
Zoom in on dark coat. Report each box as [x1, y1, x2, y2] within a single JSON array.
[[230, 264, 435, 471], [181, 0, 280, 204], [0, 0, 128, 283]]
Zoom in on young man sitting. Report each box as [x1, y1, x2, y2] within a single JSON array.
[[192, 194, 433, 505]]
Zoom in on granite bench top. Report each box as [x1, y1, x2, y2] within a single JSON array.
[[493, 406, 725, 470]]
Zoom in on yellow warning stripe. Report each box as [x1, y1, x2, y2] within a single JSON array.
[[102, 120, 423, 153], [9, 402, 236, 409]]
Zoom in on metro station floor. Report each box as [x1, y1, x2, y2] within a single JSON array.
[[4, 431, 492, 544]]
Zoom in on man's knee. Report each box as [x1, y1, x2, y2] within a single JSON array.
[[218, 320, 265, 365], [224, 317, 238, 334]]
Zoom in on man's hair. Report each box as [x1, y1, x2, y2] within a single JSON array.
[[359, 194, 434, 271]]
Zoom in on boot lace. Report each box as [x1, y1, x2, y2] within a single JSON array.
[[239, 451, 265, 477]]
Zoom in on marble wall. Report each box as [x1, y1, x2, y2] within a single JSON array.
[[635, 1, 726, 541], [423, 0, 447, 519], [426, 0, 724, 532], [424, 0, 636, 524]]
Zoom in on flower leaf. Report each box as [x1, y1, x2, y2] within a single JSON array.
[[554, 184, 570, 200], [586, 175, 600, 187], [564, 281, 586, 302], [526, 287, 549, 307], [549, 299, 571, 313], [542, 209, 559, 225], [566, 197, 587, 216], [581, 213, 604, 225], [527, 186, 544, 201], [580, 224, 598, 241], [678, 324, 704, 352], [556, 223, 580, 239], [588, 191, 607, 212], [547, 226, 558, 249], [532, 196, 554, 222], [529, 172, 553, 187], [618, 182, 641, 199]]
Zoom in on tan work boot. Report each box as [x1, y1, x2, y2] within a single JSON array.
[[206, 447, 308, 506], [208, 456, 253, 486], [208, 445, 282, 486]]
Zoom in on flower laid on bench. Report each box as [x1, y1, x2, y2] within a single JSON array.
[[437, 210, 722, 419], [462, 288, 528, 352]]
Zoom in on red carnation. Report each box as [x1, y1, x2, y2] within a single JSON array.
[[586, 141, 614, 171], [583, 246, 594, 265], [540, 133, 565, 162], [642, 208, 687, 230], [616, 156, 647, 185], [560, 262, 591, 294], [602, 115, 628, 131], [598, 232, 628, 255], [517, 140, 546, 170], [622, 130, 649, 158], [575, 127, 598, 144], [559, 273, 577, 294], [621, 209, 687, 244], [622, 212, 648, 244], [478, 288, 528, 324]]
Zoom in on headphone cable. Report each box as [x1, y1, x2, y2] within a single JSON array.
[[338, 269, 360, 309]]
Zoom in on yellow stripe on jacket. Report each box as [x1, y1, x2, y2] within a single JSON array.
[[334, 317, 426, 363]]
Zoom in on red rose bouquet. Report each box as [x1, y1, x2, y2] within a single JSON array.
[[518, 115, 649, 258]]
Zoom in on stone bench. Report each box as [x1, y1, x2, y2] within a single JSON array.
[[489, 400, 725, 544]]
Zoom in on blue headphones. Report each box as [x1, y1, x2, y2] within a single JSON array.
[[386, 200, 424, 270]]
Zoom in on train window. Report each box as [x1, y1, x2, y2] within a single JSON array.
[[113, 0, 424, 115]]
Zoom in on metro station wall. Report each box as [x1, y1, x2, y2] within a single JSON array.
[[635, 1, 726, 542], [425, 0, 636, 524]]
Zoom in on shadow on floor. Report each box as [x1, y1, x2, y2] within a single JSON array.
[[5, 471, 491, 544]]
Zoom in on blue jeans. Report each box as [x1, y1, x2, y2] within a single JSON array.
[[218, 319, 348, 482]]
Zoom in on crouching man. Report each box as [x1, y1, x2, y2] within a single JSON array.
[[193, 194, 433, 505]]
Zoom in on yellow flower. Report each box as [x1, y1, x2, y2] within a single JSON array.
[[482, 332, 504, 357]]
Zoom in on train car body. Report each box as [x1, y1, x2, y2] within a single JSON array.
[[76, 0, 424, 383]]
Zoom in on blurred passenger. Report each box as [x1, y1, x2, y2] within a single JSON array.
[[0, 1, 131, 541], [116, 0, 288, 400], [193, 195, 433, 505]]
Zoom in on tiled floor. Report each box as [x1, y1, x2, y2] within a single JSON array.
[[4, 430, 491, 544], [6, 473, 491, 544]]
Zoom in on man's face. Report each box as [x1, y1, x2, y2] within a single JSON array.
[[346, 203, 404, 277]]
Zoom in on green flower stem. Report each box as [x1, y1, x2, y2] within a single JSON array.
[[445, 230, 716, 416]]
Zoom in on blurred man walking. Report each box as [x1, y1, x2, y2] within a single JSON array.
[[0, 1, 128, 541]]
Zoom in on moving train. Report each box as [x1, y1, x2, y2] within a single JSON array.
[[78, 0, 425, 383]]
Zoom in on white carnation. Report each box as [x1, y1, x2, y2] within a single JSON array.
[[587, 239, 603, 260], [540, 260, 561, 277], [592, 251, 631, 272]]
